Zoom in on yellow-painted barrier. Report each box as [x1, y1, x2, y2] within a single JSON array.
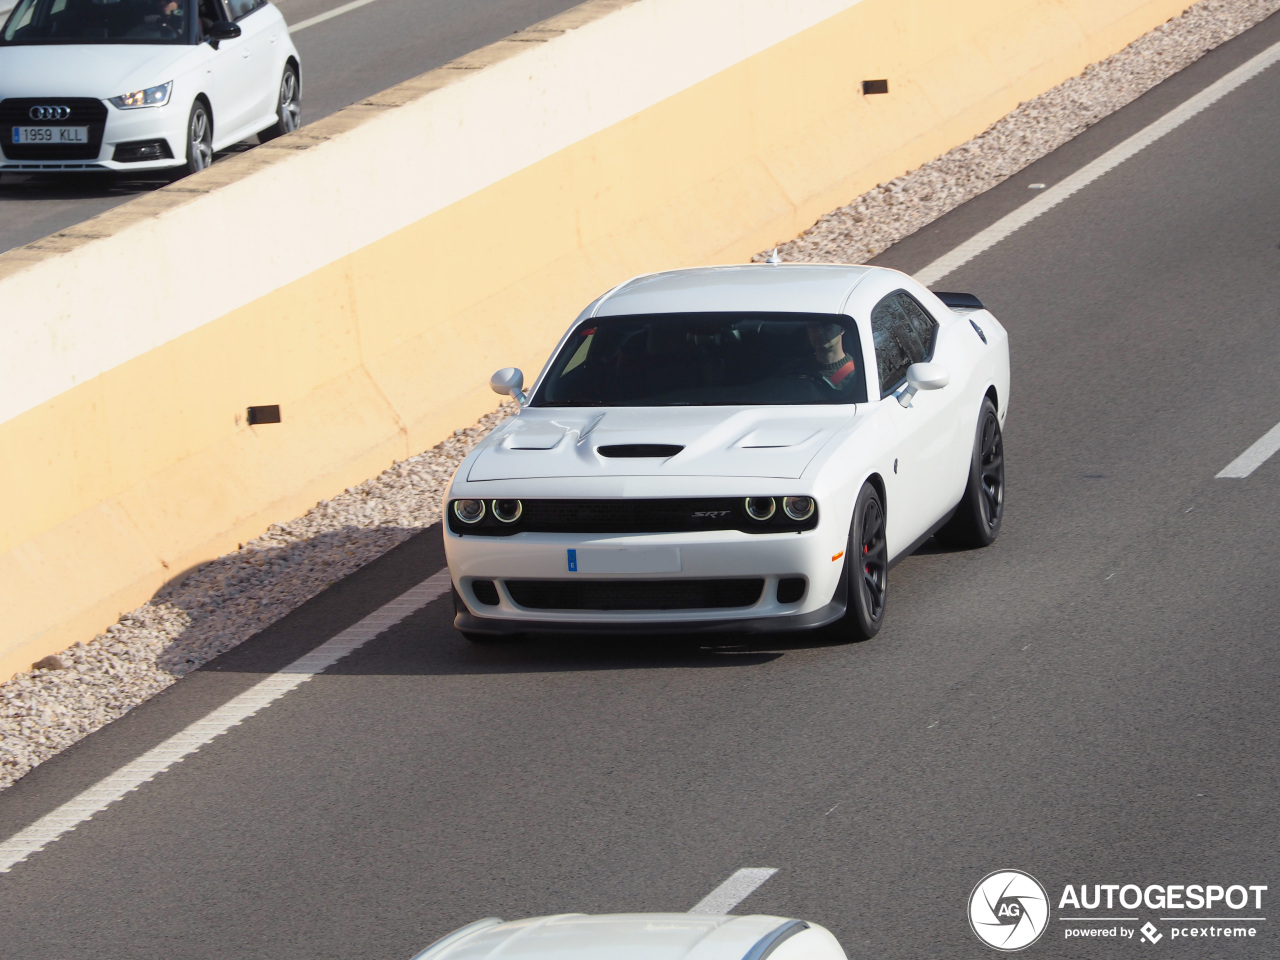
[[0, 0, 1191, 680]]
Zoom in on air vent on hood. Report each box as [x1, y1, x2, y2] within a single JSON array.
[[597, 444, 684, 458]]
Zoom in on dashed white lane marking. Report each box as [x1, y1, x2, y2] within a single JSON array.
[[289, 0, 383, 34], [913, 38, 1280, 286], [1216, 420, 1280, 478], [0, 568, 452, 874], [690, 868, 778, 914]]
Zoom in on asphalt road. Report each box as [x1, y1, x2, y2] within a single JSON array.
[[0, 0, 587, 254], [3, 10, 1280, 960]]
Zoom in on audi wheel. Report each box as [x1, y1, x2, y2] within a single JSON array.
[[259, 63, 301, 142], [175, 99, 213, 179]]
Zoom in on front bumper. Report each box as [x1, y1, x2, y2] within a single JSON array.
[[454, 591, 848, 636], [445, 527, 850, 635], [0, 97, 188, 172]]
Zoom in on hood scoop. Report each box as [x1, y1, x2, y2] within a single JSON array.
[[597, 444, 685, 458]]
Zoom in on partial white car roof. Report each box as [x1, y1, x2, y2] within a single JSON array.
[[414, 913, 808, 960], [594, 264, 874, 318]]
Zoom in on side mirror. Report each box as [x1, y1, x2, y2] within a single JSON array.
[[207, 20, 240, 48], [897, 362, 949, 407], [906, 362, 949, 391], [489, 367, 527, 407]]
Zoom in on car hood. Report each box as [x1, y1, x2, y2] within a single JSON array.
[[466, 406, 854, 482], [0, 44, 204, 98], [423, 914, 800, 960]]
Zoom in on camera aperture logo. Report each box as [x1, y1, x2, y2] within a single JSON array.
[[969, 870, 1051, 951]]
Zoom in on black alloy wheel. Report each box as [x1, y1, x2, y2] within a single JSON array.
[[937, 397, 1004, 548], [834, 483, 887, 641], [259, 64, 301, 141]]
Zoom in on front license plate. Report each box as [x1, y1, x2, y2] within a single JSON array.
[[569, 547, 681, 574], [12, 125, 89, 144]]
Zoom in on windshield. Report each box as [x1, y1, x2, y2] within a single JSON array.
[[531, 312, 867, 407], [2, 0, 194, 44]]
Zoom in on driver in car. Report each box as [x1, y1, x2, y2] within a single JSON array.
[[806, 320, 858, 389], [144, 0, 180, 25]]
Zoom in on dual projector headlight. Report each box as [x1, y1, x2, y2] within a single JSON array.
[[452, 496, 815, 525]]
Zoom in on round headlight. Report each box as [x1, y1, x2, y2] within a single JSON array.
[[453, 499, 485, 524], [492, 499, 523, 523], [782, 496, 815, 521], [745, 496, 776, 521]]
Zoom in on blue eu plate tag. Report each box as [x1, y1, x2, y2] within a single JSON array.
[[567, 549, 577, 572]]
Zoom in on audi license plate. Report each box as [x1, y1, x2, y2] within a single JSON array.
[[12, 125, 88, 144]]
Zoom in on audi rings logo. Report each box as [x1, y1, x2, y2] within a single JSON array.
[[969, 870, 1051, 951], [29, 105, 72, 120]]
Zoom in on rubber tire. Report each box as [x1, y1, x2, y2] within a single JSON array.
[[258, 64, 300, 142], [173, 100, 213, 179], [830, 483, 888, 642], [936, 397, 1004, 548]]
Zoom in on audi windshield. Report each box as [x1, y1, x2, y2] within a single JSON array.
[[2, 0, 195, 44], [531, 312, 868, 407]]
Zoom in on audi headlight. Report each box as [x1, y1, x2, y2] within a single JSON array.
[[109, 81, 173, 109]]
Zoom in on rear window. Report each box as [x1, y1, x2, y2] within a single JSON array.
[[531, 312, 867, 407]]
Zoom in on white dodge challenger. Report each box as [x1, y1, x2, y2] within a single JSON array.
[[444, 263, 1009, 642]]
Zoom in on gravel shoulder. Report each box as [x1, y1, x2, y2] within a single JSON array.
[[3, 0, 1278, 792]]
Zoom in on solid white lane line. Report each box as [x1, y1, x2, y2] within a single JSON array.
[[0, 568, 452, 875], [289, 0, 384, 34], [913, 39, 1280, 286], [1216, 420, 1280, 478], [689, 867, 778, 914]]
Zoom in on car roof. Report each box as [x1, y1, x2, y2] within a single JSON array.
[[593, 264, 874, 318], [417, 913, 802, 960]]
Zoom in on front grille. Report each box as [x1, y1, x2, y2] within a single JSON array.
[[448, 498, 818, 536], [0, 98, 108, 160], [506, 578, 764, 610]]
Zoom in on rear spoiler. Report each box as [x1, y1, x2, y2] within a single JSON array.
[[933, 291, 985, 311]]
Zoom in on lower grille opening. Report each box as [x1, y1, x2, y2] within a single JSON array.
[[471, 580, 500, 606], [776, 577, 806, 604], [506, 578, 764, 611], [113, 139, 173, 163]]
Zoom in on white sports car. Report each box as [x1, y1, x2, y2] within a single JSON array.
[[412, 913, 848, 960], [0, 0, 300, 176], [444, 263, 1009, 642]]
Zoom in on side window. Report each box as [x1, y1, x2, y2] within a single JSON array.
[[897, 292, 938, 359], [224, 0, 261, 19], [870, 291, 937, 397]]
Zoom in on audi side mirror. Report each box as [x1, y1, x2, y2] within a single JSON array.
[[490, 367, 527, 407], [207, 20, 240, 48]]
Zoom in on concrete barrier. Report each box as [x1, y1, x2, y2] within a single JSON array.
[[0, 0, 1193, 680]]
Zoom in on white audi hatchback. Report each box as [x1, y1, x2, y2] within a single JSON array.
[[0, 0, 300, 175]]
